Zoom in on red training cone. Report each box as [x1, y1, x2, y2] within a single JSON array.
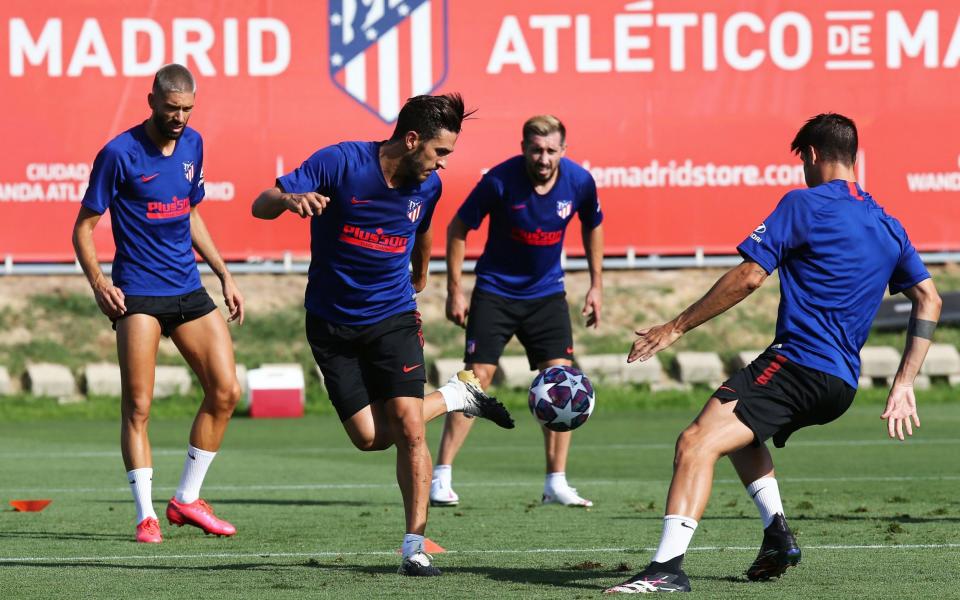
[[10, 499, 52, 512]]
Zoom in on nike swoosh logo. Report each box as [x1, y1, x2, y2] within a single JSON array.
[[511, 204, 526, 210], [141, 173, 160, 182], [351, 197, 371, 204], [188, 453, 197, 461], [402, 363, 422, 373], [680, 522, 696, 530]]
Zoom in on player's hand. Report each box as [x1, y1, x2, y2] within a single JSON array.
[[582, 286, 602, 329], [446, 290, 469, 328], [93, 280, 126, 318], [281, 192, 329, 218], [412, 273, 428, 293], [880, 382, 920, 441], [221, 274, 245, 325], [628, 322, 682, 363]]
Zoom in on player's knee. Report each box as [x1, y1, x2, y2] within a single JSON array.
[[208, 380, 241, 414], [674, 425, 707, 466]]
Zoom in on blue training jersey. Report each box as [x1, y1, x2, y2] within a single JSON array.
[[276, 141, 441, 325], [738, 179, 930, 388], [82, 123, 205, 296], [458, 156, 603, 299]]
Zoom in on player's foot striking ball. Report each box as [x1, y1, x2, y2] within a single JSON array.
[[454, 370, 514, 428], [745, 513, 801, 581]]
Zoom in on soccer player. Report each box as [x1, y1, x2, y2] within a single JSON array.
[[430, 115, 604, 509], [604, 113, 941, 593], [251, 93, 514, 577], [72, 64, 243, 544]]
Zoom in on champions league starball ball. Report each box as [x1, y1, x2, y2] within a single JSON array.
[[527, 366, 596, 432]]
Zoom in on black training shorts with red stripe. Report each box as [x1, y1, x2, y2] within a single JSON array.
[[714, 348, 856, 448]]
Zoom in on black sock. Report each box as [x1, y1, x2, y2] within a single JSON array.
[[650, 554, 685, 574]]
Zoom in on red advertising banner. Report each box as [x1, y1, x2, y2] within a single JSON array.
[[2, 1, 959, 261]]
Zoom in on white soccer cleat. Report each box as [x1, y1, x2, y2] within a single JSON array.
[[430, 477, 460, 507], [398, 550, 441, 576], [542, 485, 594, 507], [450, 370, 514, 429]]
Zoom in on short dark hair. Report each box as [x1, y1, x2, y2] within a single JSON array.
[[152, 63, 196, 96], [790, 113, 858, 166], [390, 93, 475, 141]]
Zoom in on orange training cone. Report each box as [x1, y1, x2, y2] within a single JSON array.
[[10, 499, 52, 512], [396, 537, 447, 554]]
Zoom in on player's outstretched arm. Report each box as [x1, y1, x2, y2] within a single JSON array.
[[881, 278, 941, 440], [581, 223, 604, 328], [190, 207, 244, 324], [251, 186, 329, 220], [72, 207, 126, 318], [445, 216, 470, 327], [628, 260, 767, 363]]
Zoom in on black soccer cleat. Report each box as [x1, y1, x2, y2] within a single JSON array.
[[745, 513, 802, 581], [397, 551, 441, 577], [454, 370, 515, 429], [604, 561, 691, 593]]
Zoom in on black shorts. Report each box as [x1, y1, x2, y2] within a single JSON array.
[[112, 288, 217, 337], [464, 288, 574, 370], [306, 310, 426, 422], [714, 349, 856, 448]]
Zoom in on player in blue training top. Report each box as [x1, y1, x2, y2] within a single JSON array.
[[430, 115, 605, 509], [605, 113, 942, 594], [72, 64, 244, 544], [251, 93, 514, 577]]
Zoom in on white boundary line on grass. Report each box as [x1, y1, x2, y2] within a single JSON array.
[[3, 474, 960, 495], [2, 543, 959, 564], [2, 437, 960, 460]]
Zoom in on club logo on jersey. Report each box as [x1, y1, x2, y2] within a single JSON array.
[[183, 161, 194, 183], [556, 200, 572, 219], [407, 199, 423, 222], [328, 0, 449, 123], [339, 224, 408, 253]]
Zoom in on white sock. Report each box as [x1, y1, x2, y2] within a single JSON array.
[[438, 379, 466, 412], [433, 464, 452, 486], [402, 533, 425, 558], [174, 445, 217, 504], [746, 477, 784, 529], [651, 515, 698, 563], [545, 471, 568, 492], [127, 468, 157, 523]]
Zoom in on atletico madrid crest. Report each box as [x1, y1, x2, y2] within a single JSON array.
[[328, 0, 449, 123], [407, 199, 423, 222], [183, 161, 194, 183], [556, 200, 572, 219]]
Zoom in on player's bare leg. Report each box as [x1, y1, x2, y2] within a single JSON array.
[[172, 310, 241, 451], [605, 397, 755, 593], [431, 363, 496, 506], [165, 310, 240, 537], [729, 437, 799, 580], [117, 315, 163, 542], [386, 396, 431, 535]]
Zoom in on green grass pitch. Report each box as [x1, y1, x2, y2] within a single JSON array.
[[2, 401, 959, 599]]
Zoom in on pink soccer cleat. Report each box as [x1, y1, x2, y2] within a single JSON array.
[[136, 517, 163, 543], [166, 498, 237, 537]]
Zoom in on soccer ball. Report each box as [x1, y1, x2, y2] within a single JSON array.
[[528, 366, 595, 432]]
